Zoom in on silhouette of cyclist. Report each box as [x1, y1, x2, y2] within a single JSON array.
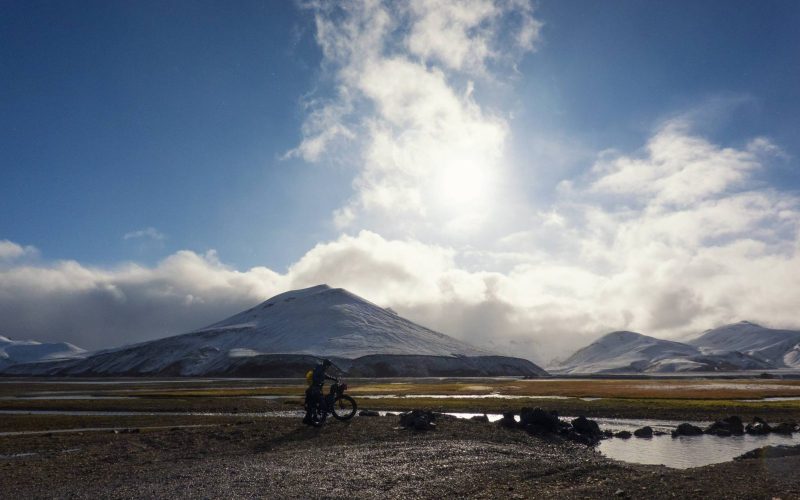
[[303, 358, 338, 425]]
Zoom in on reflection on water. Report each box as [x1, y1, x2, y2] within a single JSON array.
[[358, 394, 571, 400], [598, 433, 797, 469]]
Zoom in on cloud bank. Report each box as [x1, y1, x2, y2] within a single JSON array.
[[2, 2, 799, 364], [2, 119, 798, 363]]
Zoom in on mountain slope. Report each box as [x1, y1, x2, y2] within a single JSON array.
[[2, 285, 546, 377], [0, 335, 86, 369], [554, 331, 700, 374], [553, 329, 774, 374], [689, 321, 800, 368]]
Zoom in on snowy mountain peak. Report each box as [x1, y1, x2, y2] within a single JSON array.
[[194, 284, 492, 359], [690, 322, 800, 368], [554, 330, 700, 374], [0, 336, 87, 368], [0, 285, 546, 377]]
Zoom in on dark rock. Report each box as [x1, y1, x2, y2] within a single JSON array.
[[772, 422, 796, 435], [498, 411, 517, 428], [705, 416, 744, 436], [745, 417, 772, 435], [358, 410, 379, 417], [519, 407, 560, 434], [725, 416, 744, 434], [470, 414, 489, 423], [614, 430, 632, 439], [571, 416, 602, 437], [736, 444, 800, 461], [399, 410, 437, 431], [634, 426, 653, 438], [672, 423, 703, 437]]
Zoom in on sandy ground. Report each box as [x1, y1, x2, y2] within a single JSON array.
[[3, 416, 800, 499]]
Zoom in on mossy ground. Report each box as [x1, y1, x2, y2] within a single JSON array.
[[3, 377, 800, 431]]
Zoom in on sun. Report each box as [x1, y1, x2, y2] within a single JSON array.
[[435, 155, 495, 208]]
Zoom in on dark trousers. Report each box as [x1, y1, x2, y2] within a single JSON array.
[[304, 385, 323, 420]]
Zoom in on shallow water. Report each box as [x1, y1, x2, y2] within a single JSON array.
[[740, 396, 800, 402], [357, 394, 572, 400], [597, 432, 797, 469]]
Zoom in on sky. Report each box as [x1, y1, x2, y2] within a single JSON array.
[[1, 0, 799, 364]]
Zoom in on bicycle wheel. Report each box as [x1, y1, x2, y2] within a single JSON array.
[[331, 395, 357, 421], [310, 405, 327, 427]]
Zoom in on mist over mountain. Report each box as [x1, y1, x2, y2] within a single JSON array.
[[1, 285, 545, 377]]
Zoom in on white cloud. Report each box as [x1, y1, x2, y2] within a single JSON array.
[[291, 0, 540, 236], [123, 227, 166, 241], [0, 249, 286, 350], [0, 240, 38, 261]]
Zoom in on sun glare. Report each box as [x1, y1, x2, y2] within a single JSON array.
[[435, 156, 495, 208]]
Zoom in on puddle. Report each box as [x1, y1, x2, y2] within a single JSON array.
[[598, 432, 797, 469], [627, 383, 800, 392], [739, 396, 800, 402], [357, 394, 571, 400]]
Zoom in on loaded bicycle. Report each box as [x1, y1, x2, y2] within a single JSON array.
[[305, 380, 357, 427]]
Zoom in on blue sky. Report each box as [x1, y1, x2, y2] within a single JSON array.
[[1, 1, 799, 361]]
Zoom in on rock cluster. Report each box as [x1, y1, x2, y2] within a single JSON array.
[[694, 416, 796, 438], [704, 416, 744, 436], [672, 423, 704, 437], [513, 407, 607, 445], [398, 410, 437, 431]]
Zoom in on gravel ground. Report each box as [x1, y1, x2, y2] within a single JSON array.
[[2, 416, 800, 499]]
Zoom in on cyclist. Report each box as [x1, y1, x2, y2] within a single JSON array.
[[303, 358, 338, 425]]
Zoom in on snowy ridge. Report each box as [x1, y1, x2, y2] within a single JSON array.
[[1, 285, 545, 377], [689, 321, 800, 369], [0, 335, 86, 369], [553, 327, 778, 374], [554, 331, 700, 374]]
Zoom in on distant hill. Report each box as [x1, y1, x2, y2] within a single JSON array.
[[553, 328, 775, 374], [689, 321, 800, 369], [0, 335, 86, 369], [2, 285, 546, 377]]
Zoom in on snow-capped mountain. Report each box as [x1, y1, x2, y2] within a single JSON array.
[[553, 331, 699, 374], [0, 335, 86, 369], [689, 321, 800, 369], [2, 285, 546, 377], [553, 329, 774, 374]]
